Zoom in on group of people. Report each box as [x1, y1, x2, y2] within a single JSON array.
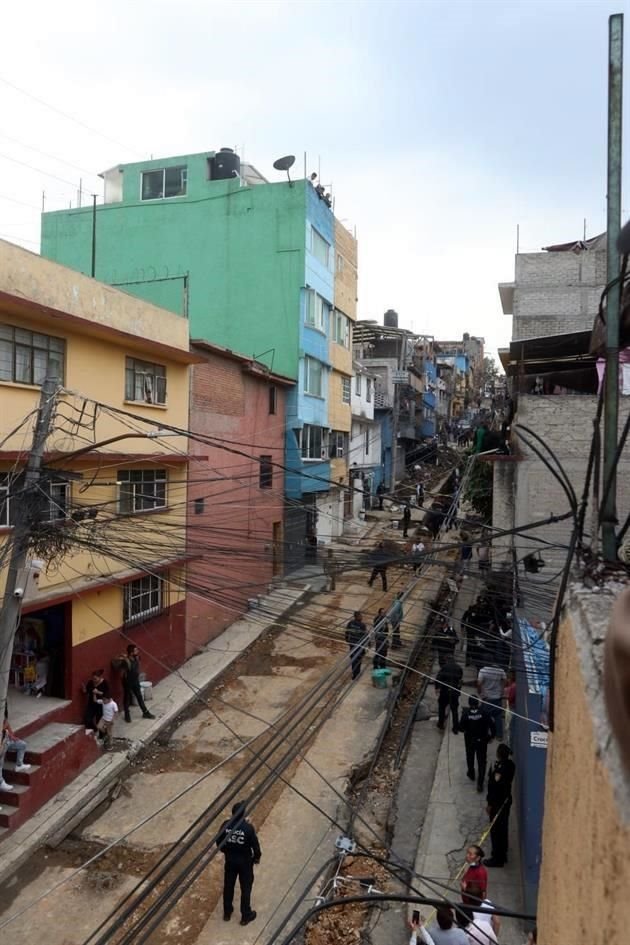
[[344, 594, 405, 680], [82, 645, 156, 750]]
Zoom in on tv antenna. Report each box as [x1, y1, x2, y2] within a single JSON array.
[[273, 154, 295, 187]]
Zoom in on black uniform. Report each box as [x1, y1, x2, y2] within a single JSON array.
[[376, 482, 386, 510], [372, 618, 389, 670], [217, 814, 261, 921], [122, 655, 153, 722], [433, 623, 458, 664], [367, 546, 389, 591], [402, 504, 411, 538], [435, 657, 463, 732], [345, 617, 367, 679], [459, 702, 495, 790], [486, 757, 516, 866]]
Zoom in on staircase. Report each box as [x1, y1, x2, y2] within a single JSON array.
[[0, 723, 100, 836]]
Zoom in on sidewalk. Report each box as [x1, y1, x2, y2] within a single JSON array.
[[0, 573, 320, 884]]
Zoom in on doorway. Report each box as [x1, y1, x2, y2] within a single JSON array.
[[272, 521, 282, 576]]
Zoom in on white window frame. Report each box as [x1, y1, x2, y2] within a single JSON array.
[[305, 289, 329, 333], [124, 574, 165, 624], [355, 374, 362, 396], [47, 480, 69, 522], [118, 469, 168, 514], [341, 377, 351, 404], [330, 431, 346, 459], [125, 357, 167, 405], [300, 424, 326, 461], [366, 378, 372, 403], [140, 166, 187, 201], [336, 253, 344, 273], [304, 356, 323, 397], [333, 311, 350, 348], [310, 227, 331, 269]]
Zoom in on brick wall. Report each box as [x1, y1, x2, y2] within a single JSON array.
[[192, 353, 245, 415]]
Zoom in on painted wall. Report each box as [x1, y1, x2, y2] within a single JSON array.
[[537, 585, 630, 945], [42, 175, 308, 380], [187, 349, 288, 654]]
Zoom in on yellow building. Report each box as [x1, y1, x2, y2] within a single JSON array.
[[0, 240, 196, 725], [328, 220, 358, 523]]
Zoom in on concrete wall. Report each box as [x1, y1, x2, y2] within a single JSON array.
[[512, 248, 607, 341], [538, 583, 630, 944]]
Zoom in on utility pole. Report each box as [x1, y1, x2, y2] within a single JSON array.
[[602, 13, 624, 561], [0, 371, 59, 723], [91, 194, 97, 278]]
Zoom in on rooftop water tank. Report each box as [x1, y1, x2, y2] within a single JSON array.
[[384, 309, 399, 328], [211, 147, 241, 181]]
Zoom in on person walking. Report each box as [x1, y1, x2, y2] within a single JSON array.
[[402, 502, 412, 538], [459, 533, 473, 577], [345, 611, 367, 680], [376, 481, 386, 510], [95, 694, 118, 750], [415, 481, 424, 508], [484, 743, 516, 868], [433, 618, 458, 665], [217, 801, 261, 926], [459, 696, 495, 792], [477, 662, 507, 739], [120, 645, 155, 723], [435, 655, 463, 733], [390, 591, 404, 649], [0, 708, 31, 791], [323, 547, 338, 592], [372, 609, 389, 670], [411, 539, 425, 574], [367, 541, 389, 591]]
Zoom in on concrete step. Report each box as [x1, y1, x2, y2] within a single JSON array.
[[0, 724, 100, 838]]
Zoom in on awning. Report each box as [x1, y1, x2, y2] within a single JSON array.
[[505, 331, 597, 393]]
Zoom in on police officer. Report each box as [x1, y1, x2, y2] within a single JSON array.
[[459, 695, 496, 792], [217, 801, 261, 925], [485, 743, 515, 868], [434, 654, 463, 733], [402, 502, 412, 538], [345, 611, 367, 680]]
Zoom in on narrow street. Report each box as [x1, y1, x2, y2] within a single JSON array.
[[0, 500, 453, 945]]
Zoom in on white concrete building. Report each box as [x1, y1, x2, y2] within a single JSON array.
[[349, 362, 382, 517]]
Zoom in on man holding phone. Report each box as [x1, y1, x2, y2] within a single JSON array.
[[408, 912, 436, 945]]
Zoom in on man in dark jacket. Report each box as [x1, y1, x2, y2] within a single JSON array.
[[435, 655, 463, 733], [459, 695, 496, 791], [217, 801, 262, 925], [485, 744, 516, 867], [372, 609, 389, 670], [345, 611, 367, 679], [121, 645, 155, 723], [402, 502, 412, 538], [367, 542, 389, 591]]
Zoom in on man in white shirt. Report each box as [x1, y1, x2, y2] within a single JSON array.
[[477, 664, 507, 738]]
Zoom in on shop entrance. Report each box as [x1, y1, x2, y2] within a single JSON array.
[[10, 603, 70, 700]]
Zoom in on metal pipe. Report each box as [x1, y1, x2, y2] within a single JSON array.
[[91, 193, 97, 278], [602, 13, 624, 560]]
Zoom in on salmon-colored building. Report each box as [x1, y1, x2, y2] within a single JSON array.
[[186, 341, 292, 652]]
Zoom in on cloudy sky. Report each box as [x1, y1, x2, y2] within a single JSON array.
[[1, 0, 627, 360]]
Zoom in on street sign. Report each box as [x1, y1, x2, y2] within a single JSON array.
[[392, 370, 409, 384]]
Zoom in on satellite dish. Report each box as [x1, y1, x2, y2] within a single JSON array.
[[273, 155, 295, 172], [273, 154, 296, 186]]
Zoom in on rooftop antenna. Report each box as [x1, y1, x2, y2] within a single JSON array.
[[273, 154, 296, 187]]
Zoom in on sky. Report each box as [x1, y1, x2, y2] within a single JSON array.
[[1, 0, 629, 362]]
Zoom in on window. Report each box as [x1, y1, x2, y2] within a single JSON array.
[[125, 358, 167, 405], [365, 428, 370, 455], [194, 497, 205, 515], [336, 253, 344, 273], [0, 473, 9, 527], [141, 166, 187, 200], [355, 374, 362, 396], [259, 455, 273, 489], [118, 469, 167, 513], [305, 289, 329, 333], [0, 324, 65, 386], [333, 311, 350, 348], [269, 385, 277, 415], [300, 424, 326, 460], [310, 227, 331, 268], [47, 479, 69, 521], [124, 574, 164, 624], [366, 378, 372, 403], [304, 356, 323, 397], [329, 432, 347, 459], [342, 377, 351, 404]]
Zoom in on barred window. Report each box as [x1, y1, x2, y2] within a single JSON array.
[[118, 469, 167, 513], [125, 358, 167, 404], [124, 574, 164, 624]]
